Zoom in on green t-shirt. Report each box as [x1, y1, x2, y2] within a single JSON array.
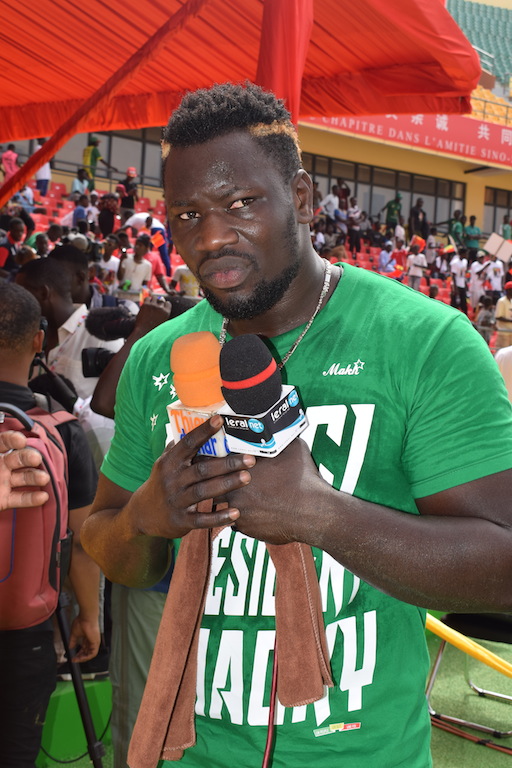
[[464, 224, 481, 249], [83, 144, 101, 174], [449, 219, 464, 245], [103, 264, 512, 768], [383, 199, 401, 225]]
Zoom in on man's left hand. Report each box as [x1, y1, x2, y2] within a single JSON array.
[[68, 615, 101, 663], [0, 431, 50, 510]]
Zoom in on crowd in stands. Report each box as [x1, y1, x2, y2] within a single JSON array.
[[310, 181, 512, 352], [2, 171, 512, 353]]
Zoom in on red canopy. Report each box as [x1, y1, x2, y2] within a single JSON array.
[[0, 0, 480, 205]]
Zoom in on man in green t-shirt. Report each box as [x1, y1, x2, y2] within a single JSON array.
[[82, 84, 512, 768], [437, 209, 465, 247], [379, 192, 402, 229], [501, 214, 511, 241], [449, 210, 464, 246], [82, 135, 117, 192], [464, 214, 481, 259]]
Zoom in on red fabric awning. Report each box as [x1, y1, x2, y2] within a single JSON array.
[[0, 0, 480, 141], [0, 0, 480, 205]]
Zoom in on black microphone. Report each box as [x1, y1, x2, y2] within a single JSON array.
[[85, 306, 136, 341], [220, 334, 282, 415], [219, 334, 308, 457]]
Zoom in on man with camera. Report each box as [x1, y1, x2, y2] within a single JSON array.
[[16, 254, 124, 470]]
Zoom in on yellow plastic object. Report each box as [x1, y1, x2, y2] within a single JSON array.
[[426, 613, 512, 679]]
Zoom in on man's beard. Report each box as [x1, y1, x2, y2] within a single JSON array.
[[201, 258, 299, 320], [200, 214, 301, 321]]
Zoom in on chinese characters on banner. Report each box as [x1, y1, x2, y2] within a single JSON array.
[[302, 114, 512, 168]]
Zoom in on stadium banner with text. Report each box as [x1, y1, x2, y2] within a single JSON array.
[[301, 114, 512, 169]]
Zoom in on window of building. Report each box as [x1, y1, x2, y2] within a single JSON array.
[[314, 156, 329, 177], [435, 198, 451, 226], [358, 165, 371, 183], [144, 141, 163, 185], [437, 179, 450, 198], [356, 183, 371, 214], [302, 153, 313, 173], [398, 191, 411, 222], [398, 172, 412, 190], [413, 175, 436, 196], [483, 187, 512, 234], [111, 137, 142, 181], [496, 189, 509, 207], [306, 149, 465, 229], [373, 168, 396, 188], [452, 182, 464, 200], [331, 160, 355, 181], [46, 132, 90, 174]]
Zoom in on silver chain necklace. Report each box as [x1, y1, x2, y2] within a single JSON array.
[[219, 260, 334, 369]]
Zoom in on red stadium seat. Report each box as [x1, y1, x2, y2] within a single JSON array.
[[50, 182, 67, 197], [138, 196, 151, 210], [32, 213, 49, 228], [153, 201, 167, 216]]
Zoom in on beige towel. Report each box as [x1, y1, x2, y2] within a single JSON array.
[[128, 501, 333, 768]]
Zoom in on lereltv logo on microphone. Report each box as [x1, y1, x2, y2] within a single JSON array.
[[219, 385, 308, 457]]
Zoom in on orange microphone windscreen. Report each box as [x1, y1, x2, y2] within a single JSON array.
[[170, 331, 223, 407]]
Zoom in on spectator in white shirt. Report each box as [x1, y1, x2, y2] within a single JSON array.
[[117, 236, 152, 292], [33, 138, 52, 197], [347, 197, 361, 255], [449, 246, 468, 315], [406, 244, 428, 291], [71, 168, 91, 197], [320, 185, 340, 223], [487, 254, 505, 305]]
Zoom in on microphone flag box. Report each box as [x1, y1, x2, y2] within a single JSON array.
[[166, 401, 230, 457], [218, 385, 308, 457]]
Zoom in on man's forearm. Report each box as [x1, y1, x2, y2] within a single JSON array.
[[302, 488, 512, 613], [227, 441, 512, 614], [81, 495, 172, 588], [68, 505, 101, 620], [68, 545, 101, 621]]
